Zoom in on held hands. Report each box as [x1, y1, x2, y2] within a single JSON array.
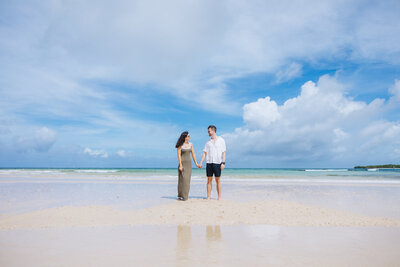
[[194, 162, 223, 169]]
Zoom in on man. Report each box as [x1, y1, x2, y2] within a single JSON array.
[[199, 125, 226, 200]]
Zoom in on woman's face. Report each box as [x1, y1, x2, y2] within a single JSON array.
[[185, 134, 190, 142]]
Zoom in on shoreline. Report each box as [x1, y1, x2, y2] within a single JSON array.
[[2, 173, 400, 185]]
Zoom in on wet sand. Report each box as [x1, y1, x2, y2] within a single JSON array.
[[1, 225, 400, 266]]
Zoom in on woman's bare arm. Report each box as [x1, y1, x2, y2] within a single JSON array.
[[177, 147, 183, 171]]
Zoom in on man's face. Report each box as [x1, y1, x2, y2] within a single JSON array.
[[208, 128, 214, 136]]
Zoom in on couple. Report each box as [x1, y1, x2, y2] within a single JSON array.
[[175, 125, 226, 201]]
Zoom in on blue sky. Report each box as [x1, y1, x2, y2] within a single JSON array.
[[1, 0, 400, 168]]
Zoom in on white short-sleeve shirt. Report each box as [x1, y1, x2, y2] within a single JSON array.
[[203, 136, 226, 164]]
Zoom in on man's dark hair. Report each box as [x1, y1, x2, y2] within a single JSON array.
[[208, 125, 217, 132]]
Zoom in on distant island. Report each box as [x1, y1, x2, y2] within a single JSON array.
[[354, 164, 400, 169]]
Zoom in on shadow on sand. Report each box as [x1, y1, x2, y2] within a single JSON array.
[[161, 196, 206, 200]]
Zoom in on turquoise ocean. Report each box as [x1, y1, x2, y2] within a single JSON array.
[[1, 168, 400, 184]]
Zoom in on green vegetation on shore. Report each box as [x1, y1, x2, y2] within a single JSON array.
[[354, 164, 400, 169]]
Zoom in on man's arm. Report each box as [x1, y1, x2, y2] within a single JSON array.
[[199, 152, 206, 168], [221, 151, 226, 170], [221, 138, 226, 170]]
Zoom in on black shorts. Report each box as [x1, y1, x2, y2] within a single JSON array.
[[206, 163, 222, 177]]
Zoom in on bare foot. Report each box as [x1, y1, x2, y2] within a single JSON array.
[[207, 197, 211, 200]]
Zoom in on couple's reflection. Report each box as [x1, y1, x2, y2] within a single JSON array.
[[176, 225, 223, 266], [176, 225, 192, 266], [205, 225, 223, 265], [206, 225, 222, 242]]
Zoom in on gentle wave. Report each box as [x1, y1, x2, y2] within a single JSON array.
[[213, 178, 400, 184], [0, 169, 65, 174], [304, 169, 349, 172], [72, 170, 119, 173], [1, 169, 399, 183], [3, 176, 398, 184]]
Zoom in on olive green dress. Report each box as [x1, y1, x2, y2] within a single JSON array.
[[178, 148, 192, 200]]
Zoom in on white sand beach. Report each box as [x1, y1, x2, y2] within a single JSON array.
[[1, 198, 399, 230], [1, 170, 400, 266]]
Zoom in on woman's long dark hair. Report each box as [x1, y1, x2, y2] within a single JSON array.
[[175, 131, 189, 148]]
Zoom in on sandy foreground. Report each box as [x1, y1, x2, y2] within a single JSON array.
[[1, 225, 400, 267], [1, 198, 400, 230], [1, 173, 400, 266]]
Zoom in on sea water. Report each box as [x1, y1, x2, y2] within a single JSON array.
[[1, 167, 399, 184]]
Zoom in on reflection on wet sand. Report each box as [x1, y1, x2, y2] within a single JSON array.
[[206, 225, 222, 241], [176, 225, 224, 266], [206, 225, 223, 265], [176, 225, 192, 266]]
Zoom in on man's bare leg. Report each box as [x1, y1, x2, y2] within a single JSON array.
[[207, 177, 213, 200], [215, 177, 221, 200]]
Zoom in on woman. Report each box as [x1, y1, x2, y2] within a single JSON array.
[[176, 131, 200, 201]]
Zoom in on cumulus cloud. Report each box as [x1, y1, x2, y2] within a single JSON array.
[[14, 127, 57, 153], [243, 97, 280, 129], [84, 147, 109, 158], [224, 75, 400, 166]]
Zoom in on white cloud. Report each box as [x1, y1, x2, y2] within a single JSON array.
[[243, 97, 280, 129], [84, 147, 108, 158], [117, 150, 127, 157], [275, 63, 302, 83], [13, 127, 57, 153], [224, 75, 400, 166]]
